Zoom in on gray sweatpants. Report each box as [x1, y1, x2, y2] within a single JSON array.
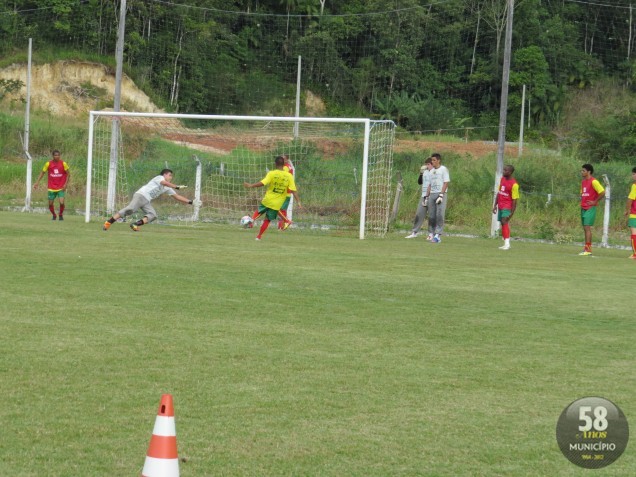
[[411, 198, 429, 234], [427, 192, 447, 235], [118, 193, 158, 223]]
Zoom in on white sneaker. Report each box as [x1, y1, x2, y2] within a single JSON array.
[[498, 244, 510, 250], [405, 233, 418, 239]]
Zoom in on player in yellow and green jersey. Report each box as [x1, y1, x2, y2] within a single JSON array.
[[244, 155, 302, 241], [33, 150, 70, 220], [277, 154, 295, 230], [625, 166, 636, 259], [579, 164, 605, 256], [493, 164, 520, 250]]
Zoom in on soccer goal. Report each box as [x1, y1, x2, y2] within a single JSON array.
[[85, 112, 395, 238]]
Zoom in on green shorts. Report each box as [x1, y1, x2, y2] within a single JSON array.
[[628, 217, 636, 228], [280, 196, 291, 211], [581, 207, 597, 226], [497, 209, 512, 221], [258, 204, 279, 221], [48, 190, 65, 200]]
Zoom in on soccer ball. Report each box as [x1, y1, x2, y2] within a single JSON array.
[[240, 215, 253, 227]]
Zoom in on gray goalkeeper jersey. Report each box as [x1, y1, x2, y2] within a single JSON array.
[[136, 175, 177, 201], [429, 165, 450, 194]]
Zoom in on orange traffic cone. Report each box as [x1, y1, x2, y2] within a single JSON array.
[[142, 394, 179, 477]]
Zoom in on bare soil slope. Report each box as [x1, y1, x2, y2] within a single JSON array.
[[0, 60, 162, 116]]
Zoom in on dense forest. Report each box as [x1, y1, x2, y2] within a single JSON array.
[[1, 0, 636, 159]]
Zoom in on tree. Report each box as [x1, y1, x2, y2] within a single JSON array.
[[509, 46, 551, 124]]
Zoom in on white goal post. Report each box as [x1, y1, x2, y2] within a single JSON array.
[[85, 111, 395, 238]]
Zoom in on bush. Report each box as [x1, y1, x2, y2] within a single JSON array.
[[563, 80, 636, 162], [537, 221, 556, 240]]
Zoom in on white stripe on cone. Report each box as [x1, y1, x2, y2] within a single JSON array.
[[152, 416, 176, 436], [142, 457, 180, 477]]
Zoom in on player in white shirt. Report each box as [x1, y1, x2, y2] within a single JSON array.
[[405, 156, 433, 239], [426, 153, 450, 243], [102, 169, 197, 232]]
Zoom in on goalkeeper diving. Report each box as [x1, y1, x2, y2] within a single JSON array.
[[102, 168, 200, 232]]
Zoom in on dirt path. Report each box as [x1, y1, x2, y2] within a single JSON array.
[[394, 139, 519, 158]]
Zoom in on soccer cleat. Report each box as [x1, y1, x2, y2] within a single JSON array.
[[405, 233, 418, 239], [629, 254, 636, 259], [498, 244, 510, 250], [102, 221, 111, 231], [578, 251, 592, 256], [130, 223, 139, 232], [58, 215, 64, 221], [282, 220, 292, 231], [51, 215, 57, 220], [426, 234, 433, 241], [432, 234, 441, 243], [255, 237, 261, 241]]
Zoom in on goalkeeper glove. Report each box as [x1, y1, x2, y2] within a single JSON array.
[[435, 193, 444, 205], [422, 196, 429, 207], [175, 185, 188, 190]]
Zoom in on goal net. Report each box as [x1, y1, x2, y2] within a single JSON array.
[[85, 112, 395, 238]]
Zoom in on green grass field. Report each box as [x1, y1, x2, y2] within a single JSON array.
[[1, 212, 633, 476]]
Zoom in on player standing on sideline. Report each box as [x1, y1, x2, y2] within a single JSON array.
[[625, 166, 636, 259], [426, 153, 450, 243], [493, 164, 520, 250], [277, 154, 295, 230], [579, 163, 605, 256], [33, 150, 70, 220], [102, 169, 195, 232], [405, 156, 433, 239], [244, 155, 301, 241]]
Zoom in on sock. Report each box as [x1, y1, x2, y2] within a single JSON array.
[[257, 219, 270, 239], [108, 217, 116, 224], [504, 238, 510, 246], [278, 210, 287, 229], [502, 223, 510, 239], [631, 234, 636, 254], [49, 204, 56, 216], [135, 219, 145, 226], [59, 204, 65, 216], [251, 211, 260, 221]]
